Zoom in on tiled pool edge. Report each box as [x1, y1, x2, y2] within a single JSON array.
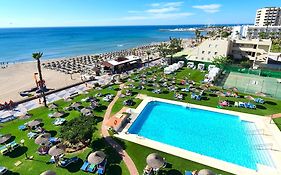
[[117, 97, 281, 175]]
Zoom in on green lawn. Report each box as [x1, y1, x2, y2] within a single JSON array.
[[126, 67, 281, 116], [0, 85, 130, 175], [123, 141, 234, 175], [1, 65, 281, 175]]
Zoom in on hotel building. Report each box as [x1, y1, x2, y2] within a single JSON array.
[[187, 38, 272, 64], [255, 7, 281, 26]]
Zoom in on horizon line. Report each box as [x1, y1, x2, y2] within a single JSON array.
[[0, 23, 253, 29]]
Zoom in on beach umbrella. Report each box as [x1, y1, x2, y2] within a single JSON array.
[[81, 108, 92, 116], [35, 133, 51, 145], [52, 112, 64, 118], [48, 103, 58, 110], [87, 151, 106, 164], [40, 170, 56, 175], [48, 144, 66, 157], [245, 96, 255, 100], [70, 102, 82, 108], [146, 153, 165, 169], [216, 91, 226, 97], [0, 134, 12, 144], [198, 169, 215, 175], [27, 120, 41, 128], [256, 92, 267, 97]]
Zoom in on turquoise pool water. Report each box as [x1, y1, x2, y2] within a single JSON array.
[[128, 101, 275, 170]]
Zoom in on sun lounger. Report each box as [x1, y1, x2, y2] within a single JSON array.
[[27, 132, 38, 139], [81, 161, 90, 171], [86, 163, 96, 173], [18, 125, 27, 130], [9, 141, 19, 149], [0, 145, 8, 155], [49, 137, 60, 144], [97, 160, 107, 175], [185, 171, 193, 175], [59, 156, 79, 167]]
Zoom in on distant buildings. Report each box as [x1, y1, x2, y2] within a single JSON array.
[[231, 7, 281, 39], [187, 38, 272, 64], [255, 7, 281, 26], [232, 25, 281, 39]]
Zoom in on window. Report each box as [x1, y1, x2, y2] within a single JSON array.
[[215, 44, 218, 48], [208, 44, 211, 47], [202, 51, 205, 54], [214, 52, 218, 55], [201, 57, 204, 60], [208, 51, 211, 55]]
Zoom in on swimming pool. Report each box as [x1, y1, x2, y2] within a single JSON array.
[[128, 101, 275, 170]]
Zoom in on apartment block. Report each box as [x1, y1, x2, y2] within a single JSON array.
[[255, 7, 281, 26]]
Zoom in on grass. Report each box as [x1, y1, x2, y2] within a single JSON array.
[[1, 65, 281, 175], [123, 141, 234, 175], [0, 85, 130, 175], [126, 67, 281, 116]]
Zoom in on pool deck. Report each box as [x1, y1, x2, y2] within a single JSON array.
[[116, 95, 281, 175]]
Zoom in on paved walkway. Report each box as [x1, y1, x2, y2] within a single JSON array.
[[101, 84, 139, 175]]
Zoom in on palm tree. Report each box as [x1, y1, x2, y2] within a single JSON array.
[[195, 29, 201, 43], [32, 52, 47, 107], [146, 50, 151, 67], [158, 43, 169, 64]]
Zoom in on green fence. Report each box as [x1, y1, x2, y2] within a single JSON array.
[[223, 66, 281, 78]]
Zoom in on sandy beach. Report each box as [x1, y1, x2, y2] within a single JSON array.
[[0, 61, 82, 102]]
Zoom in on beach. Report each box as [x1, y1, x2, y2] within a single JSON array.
[[0, 61, 82, 102]]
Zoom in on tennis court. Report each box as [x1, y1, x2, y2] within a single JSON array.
[[223, 72, 281, 99]]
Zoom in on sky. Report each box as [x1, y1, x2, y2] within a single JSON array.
[[0, 0, 281, 28]]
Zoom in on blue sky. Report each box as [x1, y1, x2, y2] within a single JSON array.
[[0, 0, 281, 27]]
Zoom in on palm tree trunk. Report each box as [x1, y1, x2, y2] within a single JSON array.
[[37, 59, 47, 107]]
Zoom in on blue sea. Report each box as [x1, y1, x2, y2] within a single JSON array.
[[0, 25, 236, 63]]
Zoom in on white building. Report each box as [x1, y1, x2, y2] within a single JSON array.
[[188, 38, 231, 62], [230, 39, 272, 63], [187, 38, 272, 64], [231, 25, 281, 39], [255, 7, 281, 26]]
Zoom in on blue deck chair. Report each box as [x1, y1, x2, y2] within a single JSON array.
[[87, 163, 96, 173], [185, 171, 193, 175], [80, 161, 90, 171]]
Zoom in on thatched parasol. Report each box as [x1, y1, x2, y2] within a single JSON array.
[[87, 151, 106, 164], [198, 169, 215, 175], [81, 108, 92, 115], [48, 103, 58, 110], [255, 92, 267, 97], [27, 120, 41, 128], [35, 133, 51, 145], [40, 170, 56, 175], [48, 144, 66, 156], [0, 134, 12, 144], [70, 102, 82, 108], [52, 112, 65, 118], [146, 153, 165, 169]]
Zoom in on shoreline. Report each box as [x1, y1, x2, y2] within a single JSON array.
[[0, 38, 193, 102]]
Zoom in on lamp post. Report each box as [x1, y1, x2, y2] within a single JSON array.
[[20, 139, 29, 160]]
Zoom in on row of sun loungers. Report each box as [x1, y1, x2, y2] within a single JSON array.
[[81, 159, 107, 174], [0, 141, 19, 155]]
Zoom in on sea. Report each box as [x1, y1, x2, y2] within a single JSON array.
[[0, 25, 237, 63]]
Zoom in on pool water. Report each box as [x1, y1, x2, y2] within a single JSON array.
[[128, 101, 275, 170]]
